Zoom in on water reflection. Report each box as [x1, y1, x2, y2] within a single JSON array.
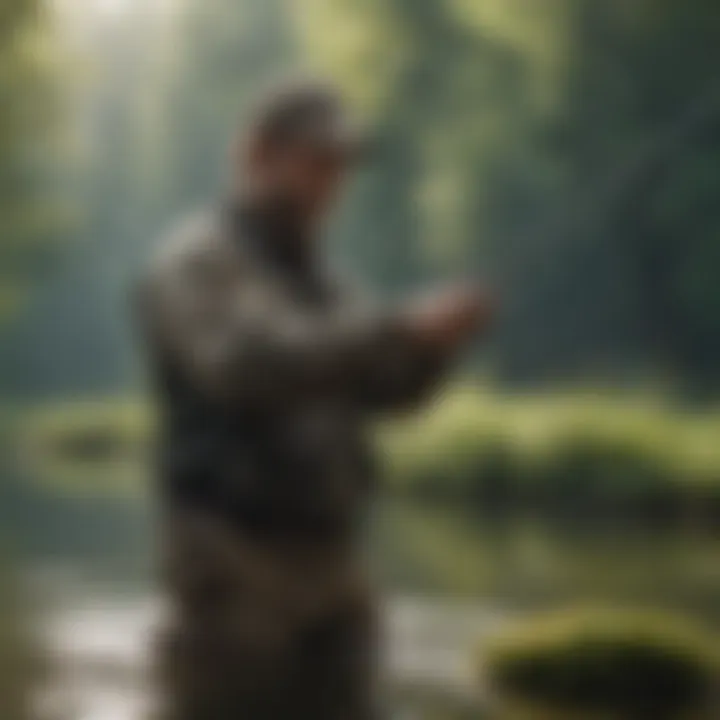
[[376, 503, 720, 623], [9, 497, 720, 719]]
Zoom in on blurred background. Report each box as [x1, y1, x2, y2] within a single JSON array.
[[1, 0, 720, 718]]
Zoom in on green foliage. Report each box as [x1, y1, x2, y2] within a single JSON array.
[[16, 398, 151, 494], [484, 608, 719, 719], [1, 0, 298, 396], [381, 386, 720, 518], [10, 0, 720, 396], [15, 387, 720, 520], [0, 0, 70, 322], [298, 0, 720, 392]]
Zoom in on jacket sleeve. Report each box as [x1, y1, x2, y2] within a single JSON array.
[[350, 327, 449, 412], [140, 228, 451, 411]]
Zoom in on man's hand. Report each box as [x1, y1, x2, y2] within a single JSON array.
[[400, 284, 494, 353]]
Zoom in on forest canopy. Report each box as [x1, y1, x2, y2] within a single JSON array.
[[3, 0, 720, 399]]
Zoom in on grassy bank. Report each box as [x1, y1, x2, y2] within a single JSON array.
[[380, 387, 720, 523], [13, 386, 720, 522]]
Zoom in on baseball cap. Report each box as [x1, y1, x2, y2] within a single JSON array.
[[249, 78, 373, 161]]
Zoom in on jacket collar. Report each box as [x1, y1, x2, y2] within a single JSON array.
[[227, 194, 316, 277]]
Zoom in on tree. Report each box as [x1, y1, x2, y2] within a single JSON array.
[[0, 0, 69, 323]]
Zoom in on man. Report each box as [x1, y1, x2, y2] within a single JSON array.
[[139, 80, 492, 720]]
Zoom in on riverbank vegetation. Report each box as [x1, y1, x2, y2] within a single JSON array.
[[12, 386, 720, 524], [381, 386, 720, 523]]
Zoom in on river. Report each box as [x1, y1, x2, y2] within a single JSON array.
[[16, 500, 720, 719]]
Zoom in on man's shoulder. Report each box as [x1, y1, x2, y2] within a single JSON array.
[[143, 209, 263, 296], [325, 264, 376, 308], [147, 209, 231, 279]]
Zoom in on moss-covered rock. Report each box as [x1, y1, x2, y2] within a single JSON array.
[[483, 609, 719, 719]]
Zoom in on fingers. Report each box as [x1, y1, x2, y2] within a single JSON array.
[[400, 283, 496, 351]]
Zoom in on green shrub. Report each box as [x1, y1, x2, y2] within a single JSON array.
[[380, 386, 720, 519], [14, 399, 152, 494], [13, 387, 720, 514], [483, 609, 719, 719]]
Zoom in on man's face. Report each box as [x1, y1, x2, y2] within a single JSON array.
[[251, 140, 350, 226]]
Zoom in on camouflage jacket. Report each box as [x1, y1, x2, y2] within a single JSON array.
[[139, 203, 447, 540]]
